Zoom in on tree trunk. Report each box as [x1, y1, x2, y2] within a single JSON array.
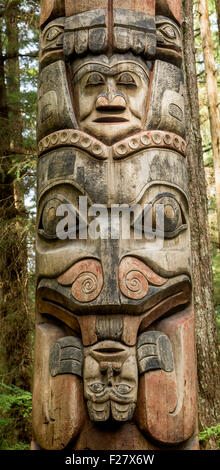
[[215, 0, 220, 41], [182, 0, 220, 449], [199, 0, 220, 248], [0, 17, 11, 377]]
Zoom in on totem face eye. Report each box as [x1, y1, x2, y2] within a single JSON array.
[[38, 196, 80, 240], [39, 197, 65, 239], [160, 25, 176, 39], [45, 26, 62, 42], [132, 193, 187, 239], [86, 72, 105, 87], [115, 384, 132, 395], [116, 72, 137, 87], [152, 194, 187, 238], [89, 382, 105, 394]]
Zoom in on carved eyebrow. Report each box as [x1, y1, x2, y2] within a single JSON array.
[[72, 61, 149, 83], [38, 181, 94, 207], [128, 183, 189, 208], [128, 180, 189, 207]]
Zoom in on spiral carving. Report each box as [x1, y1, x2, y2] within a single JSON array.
[[118, 257, 167, 300], [121, 269, 149, 300], [72, 272, 100, 302], [57, 259, 103, 303], [79, 273, 97, 294]]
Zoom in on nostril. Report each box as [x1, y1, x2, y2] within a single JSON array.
[[96, 95, 126, 113]]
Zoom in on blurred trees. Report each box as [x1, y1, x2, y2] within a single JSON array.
[[0, 0, 39, 448], [198, 0, 220, 247], [0, 0, 219, 450], [183, 0, 220, 450]]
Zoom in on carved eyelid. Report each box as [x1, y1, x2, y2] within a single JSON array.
[[116, 72, 137, 85], [89, 383, 106, 394], [45, 27, 62, 41], [160, 25, 177, 39], [131, 192, 187, 238], [86, 72, 105, 86], [38, 195, 86, 240], [115, 384, 132, 394]]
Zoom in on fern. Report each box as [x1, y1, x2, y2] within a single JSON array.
[[0, 383, 32, 417], [0, 382, 32, 450]]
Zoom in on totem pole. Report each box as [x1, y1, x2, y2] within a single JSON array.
[[32, 0, 199, 450]]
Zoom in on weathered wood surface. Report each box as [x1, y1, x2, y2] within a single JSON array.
[[33, 0, 198, 450]]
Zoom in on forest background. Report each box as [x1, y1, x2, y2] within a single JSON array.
[[0, 0, 219, 451]]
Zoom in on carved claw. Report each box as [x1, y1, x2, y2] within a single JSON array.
[[49, 336, 83, 378], [137, 331, 174, 374]]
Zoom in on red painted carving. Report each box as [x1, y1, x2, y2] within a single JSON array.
[[57, 259, 104, 302], [118, 256, 167, 300], [156, 0, 182, 24], [113, 0, 156, 15], [40, 0, 65, 26], [135, 307, 197, 444]]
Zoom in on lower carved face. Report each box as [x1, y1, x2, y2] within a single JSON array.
[[83, 341, 138, 422], [72, 56, 149, 145], [35, 148, 192, 431]]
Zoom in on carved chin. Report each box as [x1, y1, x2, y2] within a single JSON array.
[[79, 119, 143, 145], [87, 400, 136, 422]]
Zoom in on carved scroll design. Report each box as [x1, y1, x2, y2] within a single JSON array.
[[118, 256, 167, 300], [57, 259, 104, 302]]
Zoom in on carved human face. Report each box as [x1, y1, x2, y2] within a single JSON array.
[[72, 56, 149, 145], [83, 341, 138, 422]]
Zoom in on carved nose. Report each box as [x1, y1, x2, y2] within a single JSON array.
[[96, 95, 126, 113]]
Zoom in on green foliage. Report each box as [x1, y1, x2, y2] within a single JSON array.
[[199, 425, 220, 447], [212, 250, 220, 341], [0, 383, 32, 450], [0, 383, 32, 416], [194, 0, 220, 207]]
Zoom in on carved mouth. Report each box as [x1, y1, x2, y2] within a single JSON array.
[[37, 273, 191, 321], [95, 106, 126, 114], [95, 348, 124, 354], [93, 117, 129, 123], [156, 44, 182, 53]]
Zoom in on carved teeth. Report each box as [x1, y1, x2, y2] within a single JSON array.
[[164, 133, 172, 144], [129, 138, 139, 149], [174, 136, 180, 148], [140, 133, 151, 145], [152, 133, 162, 144], [38, 129, 108, 159], [38, 129, 186, 160], [81, 136, 91, 148], [92, 143, 102, 155], [70, 132, 80, 144], [113, 131, 186, 159], [115, 143, 128, 155]]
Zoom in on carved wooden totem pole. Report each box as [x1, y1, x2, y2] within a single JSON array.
[[32, 0, 199, 450]]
